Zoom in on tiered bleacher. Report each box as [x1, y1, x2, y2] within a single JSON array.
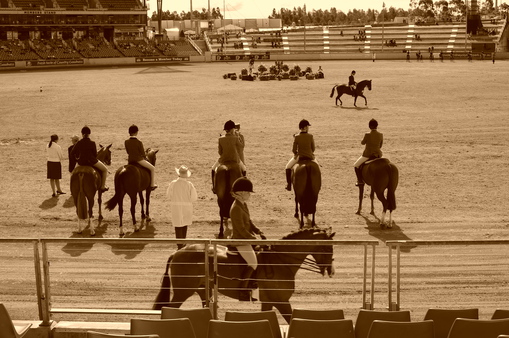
[[98, 0, 141, 10], [75, 36, 123, 58], [31, 38, 83, 59], [115, 39, 162, 57], [0, 39, 39, 60]]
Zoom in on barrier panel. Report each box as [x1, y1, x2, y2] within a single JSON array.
[[1, 238, 377, 323], [386, 240, 509, 319]]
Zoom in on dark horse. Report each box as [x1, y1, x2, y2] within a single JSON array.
[[214, 162, 242, 239], [105, 148, 158, 237], [70, 144, 112, 235], [330, 79, 372, 107], [356, 158, 399, 228], [152, 227, 335, 323], [293, 160, 321, 228]]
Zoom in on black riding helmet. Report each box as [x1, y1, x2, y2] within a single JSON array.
[[369, 118, 378, 129], [129, 124, 139, 134], [224, 120, 236, 131], [299, 119, 311, 129], [81, 126, 91, 135], [231, 177, 254, 193]]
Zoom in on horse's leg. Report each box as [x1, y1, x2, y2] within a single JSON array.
[[97, 191, 103, 225], [146, 190, 151, 224], [300, 211, 304, 229], [360, 94, 368, 106], [311, 213, 316, 227], [218, 217, 224, 239], [356, 184, 365, 215], [137, 191, 144, 231], [118, 194, 125, 237], [88, 196, 95, 236], [370, 189, 376, 215], [354, 95, 358, 107], [77, 218, 82, 234], [338, 93, 343, 106], [131, 194, 138, 232], [294, 198, 299, 220], [387, 211, 393, 228]]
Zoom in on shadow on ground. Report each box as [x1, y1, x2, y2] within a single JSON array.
[[360, 213, 417, 253]]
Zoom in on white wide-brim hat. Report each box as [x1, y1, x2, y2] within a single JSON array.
[[175, 165, 191, 177]]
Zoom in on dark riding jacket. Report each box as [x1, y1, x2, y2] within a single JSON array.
[[70, 137, 98, 166], [292, 131, 315, 160], [125, 137, 146, 162], [218, 133, 243, 164], [230, 200, 262, 240], [361, 129, 383, 158]]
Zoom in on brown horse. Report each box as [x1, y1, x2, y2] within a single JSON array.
[[152, 227, 335, 323], [214, 162, 242, 239], [70, 144, 112, 235], [293, 160, 321, 228], [330, 79, 372, 107], [105, 148, 158, 237], [356, 158, 399, 228]]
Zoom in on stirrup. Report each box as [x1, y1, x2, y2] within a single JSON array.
[[100, 187, 109, 192]]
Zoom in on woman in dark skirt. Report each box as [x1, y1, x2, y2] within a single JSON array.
[[46, 134, 65, 197]]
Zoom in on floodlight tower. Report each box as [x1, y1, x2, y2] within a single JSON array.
[[157, 0, 162, 33]]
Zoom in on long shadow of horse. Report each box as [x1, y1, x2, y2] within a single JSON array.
[[60, 221, 110, 256], [62, 196, 75, 208], [39, 197, 58, 210], [361, 214, 417, 253], [107, 223, 156, 259]]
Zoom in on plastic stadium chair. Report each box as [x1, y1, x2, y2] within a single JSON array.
[[0, 303, 32, 338], [225, 310, 282, 338], [423, 308, 478, 338], [498, 335, 509, 338], [161, 307, 212, 338], [366, 320, 434, 338], [291, 308, 345, 321], [446, 318, 509, 338], [287, 318, 355, 338], [88, 332, 159, 338], [131, 318, 196, 338], [354, 310, 411, 338], [493, 310, 509, 320], [206, 319, 274, 338]]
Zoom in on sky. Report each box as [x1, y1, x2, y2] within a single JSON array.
[[153, 0, 414, 18]]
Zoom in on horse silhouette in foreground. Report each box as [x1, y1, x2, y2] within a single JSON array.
[[330, 79, 372, 107], [356, 158, 399, 228], [214, 162, 242, 238], [70, 144, 112, 235], [293, 160, 321, 228], [105, 148, 158, 237], [153, 227, 335, 323]]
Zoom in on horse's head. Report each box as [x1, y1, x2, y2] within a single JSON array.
[[366, 80, 372, 91], [97, 144, 112, 166], [146, 148, 159, 166], [282, 227, 335, 277]]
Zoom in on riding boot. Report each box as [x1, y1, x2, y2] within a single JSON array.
[[285, 169, 292, 191], [355, 167, 364, 186], [211, 170, 216, 194], [238, 266, 257, 301]]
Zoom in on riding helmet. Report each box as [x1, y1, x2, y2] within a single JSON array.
[[231, 177, 254, 193], [299, 119, 311, 129], [369, 118, 378, 129], [129, 124, 139, 135], [224, 120, 236, 131], [81, 126, 91, 135]]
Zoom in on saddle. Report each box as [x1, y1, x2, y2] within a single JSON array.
[[73, 165, 101, 177], [127, 161, 152, 175]]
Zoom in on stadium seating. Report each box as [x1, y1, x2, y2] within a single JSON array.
[[225, 310, 282, 338], [287, 318, 355, 338], [291, 308, 345, 321], [130, 318, 196, 338], [446, 318, 509, 338], [88, 332, 158, 338], [493, 310, 509, 320], [354, 310, 411, 338], [161, 307, 212, 338], [207, 319, 274, 338], [75, 37, 123, 58], [0, 303, 32, 338], [423, 308, 479, 338], [115, 39, 162, 57], [366, 320, 434, 338], [0, 39, 39, 61]]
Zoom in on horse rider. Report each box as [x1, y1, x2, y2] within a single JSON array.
[[70, 126, 109, 192], [354, 119, 383, 186], [230, 176, 266, 301], [125, 124, 157, 191], [349, 70, 357, 94], [285, 119, 318, 191], [211, 120, 246, 193]]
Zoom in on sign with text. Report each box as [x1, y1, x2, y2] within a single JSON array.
[[26, 59, 84, 66], [135, 56, 190, 62], [215, 54, 271, 61], [1, 61, 15, 67]]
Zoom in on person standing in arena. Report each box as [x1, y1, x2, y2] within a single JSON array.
[[124, 124, 157, 190], [354, 119, 383, 186], [46, 134, 65, 197], [70, 126, 109, 192], [166, 165, 197, 250], [68, 135, 79, 173]]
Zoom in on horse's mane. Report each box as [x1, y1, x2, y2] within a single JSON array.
[[281, 227, 331, 240]]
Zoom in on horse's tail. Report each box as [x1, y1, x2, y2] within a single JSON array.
[[330, 85, 337, 98], [152, 253, 174, 310], [387, 163, 399, 211], [76, 173, 88, 219], [105, 170, 122, 211]]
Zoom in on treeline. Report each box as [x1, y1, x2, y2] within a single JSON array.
[[151, 1, 508, 24]]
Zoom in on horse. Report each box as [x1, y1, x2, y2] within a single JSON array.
[[152, 227, 335, 323], [356, 158, 399, 228], [293, 160, 321, 228], [330, 79, 372, 107], [105, 148, 158, 237], [70, 144, 112, 235], [214, 162, 242, 239]]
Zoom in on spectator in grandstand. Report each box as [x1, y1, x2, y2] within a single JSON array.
[[125, 124, 157, 191], [70, 126, 109, 192], [166, 165, 197, 250], [47, 134, 65, 197], [68, 135, 79, 173], [354, 119, 383, 186], [284, 119, 318, 191], [210, 120, 246, 193]]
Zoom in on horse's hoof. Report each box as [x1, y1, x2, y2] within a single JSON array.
[[355, 211, 361, 215], [90, 231, 96, 236]]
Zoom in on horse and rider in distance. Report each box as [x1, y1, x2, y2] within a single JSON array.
[[330, 70, 372, 107]]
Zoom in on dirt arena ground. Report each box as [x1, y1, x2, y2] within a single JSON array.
[[1, 59, 508, 323]]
